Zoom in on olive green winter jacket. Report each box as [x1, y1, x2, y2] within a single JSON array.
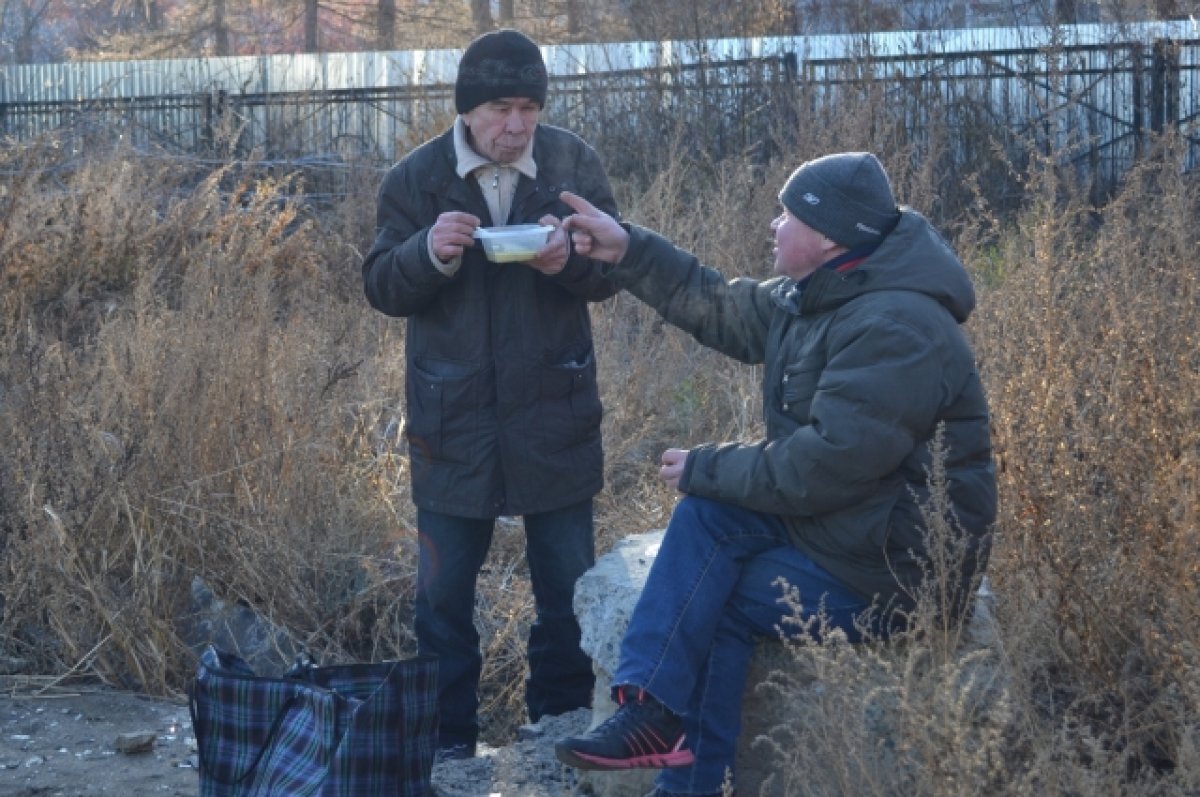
[[608, 211, 996, 617]]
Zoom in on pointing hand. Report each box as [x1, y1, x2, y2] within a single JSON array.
[[560, 192, 629, 263]]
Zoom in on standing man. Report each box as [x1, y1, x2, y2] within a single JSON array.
[[553, 153, 996, 797], [361, 29, 621, 760]]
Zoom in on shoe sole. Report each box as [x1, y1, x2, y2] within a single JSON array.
[[554, 743, 695, 771]]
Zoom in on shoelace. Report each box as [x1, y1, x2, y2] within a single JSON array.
[[616, 685, 650, 706]]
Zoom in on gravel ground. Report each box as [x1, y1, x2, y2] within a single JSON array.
[[0, 677, 591, 797], [431, 709, 592, 797]]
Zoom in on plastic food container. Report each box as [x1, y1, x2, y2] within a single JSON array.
[[473, 224, 554, 263]]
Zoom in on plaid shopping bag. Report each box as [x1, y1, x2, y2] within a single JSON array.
[[190, 645, 438, 797]]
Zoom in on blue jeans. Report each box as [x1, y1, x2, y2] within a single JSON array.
[[614, 496, 884, 794], [415, 500, 595, 749]]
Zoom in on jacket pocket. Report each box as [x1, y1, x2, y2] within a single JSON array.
[[535, 344, 602, 455], [405, 357, 488, 466], [780, 359, 822, 422]]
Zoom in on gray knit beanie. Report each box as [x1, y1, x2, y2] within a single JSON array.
[[779, 152, 900, 249], [455, 29, 548, 114]]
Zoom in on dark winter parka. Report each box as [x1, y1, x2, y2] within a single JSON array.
[[608, 211, 997, 617], [362, 124, 620, 518]]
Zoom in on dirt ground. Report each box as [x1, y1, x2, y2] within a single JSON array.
[[0, 679, 197, 797], [0, 676, 590, 797]]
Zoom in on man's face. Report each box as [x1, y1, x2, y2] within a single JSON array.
[[461, 97, 541, 163], [771, 208, 840, 280]]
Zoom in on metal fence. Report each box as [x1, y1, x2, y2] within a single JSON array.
[[1, 22, 1197, 184], [802, 29, 1200, 190]]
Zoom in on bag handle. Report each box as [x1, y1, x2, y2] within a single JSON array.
[[190, 651, 336, 796], [190, 682, 316, 790], [246, 689, 337, 797]]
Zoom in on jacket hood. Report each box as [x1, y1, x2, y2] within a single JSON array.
[[777, 209, 976, 323]]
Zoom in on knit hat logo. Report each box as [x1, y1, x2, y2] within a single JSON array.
[[779, 152, 900, 250]]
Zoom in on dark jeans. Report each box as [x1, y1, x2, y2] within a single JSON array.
[[614, 496, 887, 794], [415, 500, 596, 749]]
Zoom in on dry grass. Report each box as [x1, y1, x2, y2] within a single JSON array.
[[1, 90, 1198, 795]]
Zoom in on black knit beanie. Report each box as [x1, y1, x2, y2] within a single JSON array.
[[779, 152, 900, 249], [455, 29, 548, 114]]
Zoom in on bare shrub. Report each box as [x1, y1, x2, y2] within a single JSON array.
[[966, 135, 1200, 788], [0, 141, 408, 690]]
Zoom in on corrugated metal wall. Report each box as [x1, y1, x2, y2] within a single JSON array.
[[1, 22, 1196, 176]]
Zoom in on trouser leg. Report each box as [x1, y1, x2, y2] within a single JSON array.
[[612, 496, 794, 713], [655, 538, 874, 794], [414, 508, 494, 749], [523, 498, 597, 721]]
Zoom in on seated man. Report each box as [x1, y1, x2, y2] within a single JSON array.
[[553, 153, 997, 797]]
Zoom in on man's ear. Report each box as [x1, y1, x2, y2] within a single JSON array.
[[821, 235, 848, 257]]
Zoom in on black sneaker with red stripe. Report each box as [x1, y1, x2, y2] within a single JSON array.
[[554, 686, 695, 771]]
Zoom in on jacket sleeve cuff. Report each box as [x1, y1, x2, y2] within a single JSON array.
[[426, 230, 462, 276], [602, 223, 655, 283]]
